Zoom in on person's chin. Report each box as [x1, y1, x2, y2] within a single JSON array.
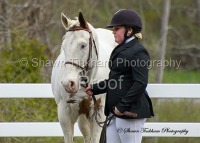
[[115, 39, 119, 44]]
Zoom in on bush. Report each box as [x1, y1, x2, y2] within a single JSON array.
[[0, 35, 48, 83]]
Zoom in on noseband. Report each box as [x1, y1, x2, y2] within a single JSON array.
[[65, 26, 98, 72]]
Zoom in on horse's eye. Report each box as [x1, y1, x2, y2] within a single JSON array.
[[81, 44, 86, 49]]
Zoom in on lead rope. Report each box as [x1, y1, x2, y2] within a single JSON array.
[[80, 83, 114, 128]]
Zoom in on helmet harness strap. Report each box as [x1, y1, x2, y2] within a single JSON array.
[[123, 26, 135, 43]]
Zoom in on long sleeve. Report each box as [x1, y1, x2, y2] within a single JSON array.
[[91, 79, 108, 95]]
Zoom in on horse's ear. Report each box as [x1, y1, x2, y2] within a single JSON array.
[[78, 12, 89, 29], [61, 12, 71, 29]]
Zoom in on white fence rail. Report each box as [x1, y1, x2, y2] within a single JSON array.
[[0, 84, 200, 137]]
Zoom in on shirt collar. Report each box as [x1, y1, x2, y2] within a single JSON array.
[[125, 36, 135, 44]]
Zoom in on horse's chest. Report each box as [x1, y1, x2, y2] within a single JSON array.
[[77, 97, 102, 118], [78, 98, 92, 117]]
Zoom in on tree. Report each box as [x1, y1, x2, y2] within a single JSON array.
[[197, 0, 200, 26], [155, 0, 171, 83], [0, 0, 11, 49]]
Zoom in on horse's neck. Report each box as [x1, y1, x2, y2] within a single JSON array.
[[88, 50, 99, 84], [88, 63, 98, 84], [87, 26, 100, 83]]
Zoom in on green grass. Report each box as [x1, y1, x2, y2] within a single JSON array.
[[163, 70, 200, 83], [149, 70, 200, 83]]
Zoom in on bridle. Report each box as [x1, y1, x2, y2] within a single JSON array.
[[64, 26, 117, 128], [65, 26, 100, 126], [65, 26, 98, 72], [64, 26, 108, 127]]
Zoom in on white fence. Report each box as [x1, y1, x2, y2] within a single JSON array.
[[0, 84, 200, 137]]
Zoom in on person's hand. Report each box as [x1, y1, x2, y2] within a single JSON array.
[[83, 86, 93, 96], [113, 107, 124, 116]]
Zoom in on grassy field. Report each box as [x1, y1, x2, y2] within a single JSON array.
[[149, 69, 200, 83], [163, 70, 200, 83], [0, 70, 200, 143]]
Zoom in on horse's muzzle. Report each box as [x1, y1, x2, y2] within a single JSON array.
[[61, 80, 78, 93]]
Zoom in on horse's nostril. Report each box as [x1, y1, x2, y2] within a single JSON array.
[[69, 81, 75, 88], [61, 80, 77, 93]]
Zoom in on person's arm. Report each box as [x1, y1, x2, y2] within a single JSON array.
[[116, 51, 149, 113], [84, 79, 108, 96], [91, 80, 108, 95]]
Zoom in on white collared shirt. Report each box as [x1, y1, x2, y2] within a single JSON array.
[[125, 36, 135, 44]]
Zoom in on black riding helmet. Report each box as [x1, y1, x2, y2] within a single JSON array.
[[106, 9, 142, 40]]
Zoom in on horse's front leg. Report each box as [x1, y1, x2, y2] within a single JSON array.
[[58, 101, 78, 143], [78, 114, 91, 143]]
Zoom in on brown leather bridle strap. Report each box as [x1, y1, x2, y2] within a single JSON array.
[[65, 61, 85, 70], [67, 26, 90, 32], [65, 26, 98, 71]]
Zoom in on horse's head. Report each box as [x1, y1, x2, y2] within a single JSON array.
[[60, 12, 98, 93]]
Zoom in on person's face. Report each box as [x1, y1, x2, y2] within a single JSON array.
[[112, 26, 126, 44]]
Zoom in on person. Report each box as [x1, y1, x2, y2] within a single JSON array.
[[84, 9, 154, 143]]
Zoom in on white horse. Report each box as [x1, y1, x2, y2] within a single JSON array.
[[51, 12, 115, 143]]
